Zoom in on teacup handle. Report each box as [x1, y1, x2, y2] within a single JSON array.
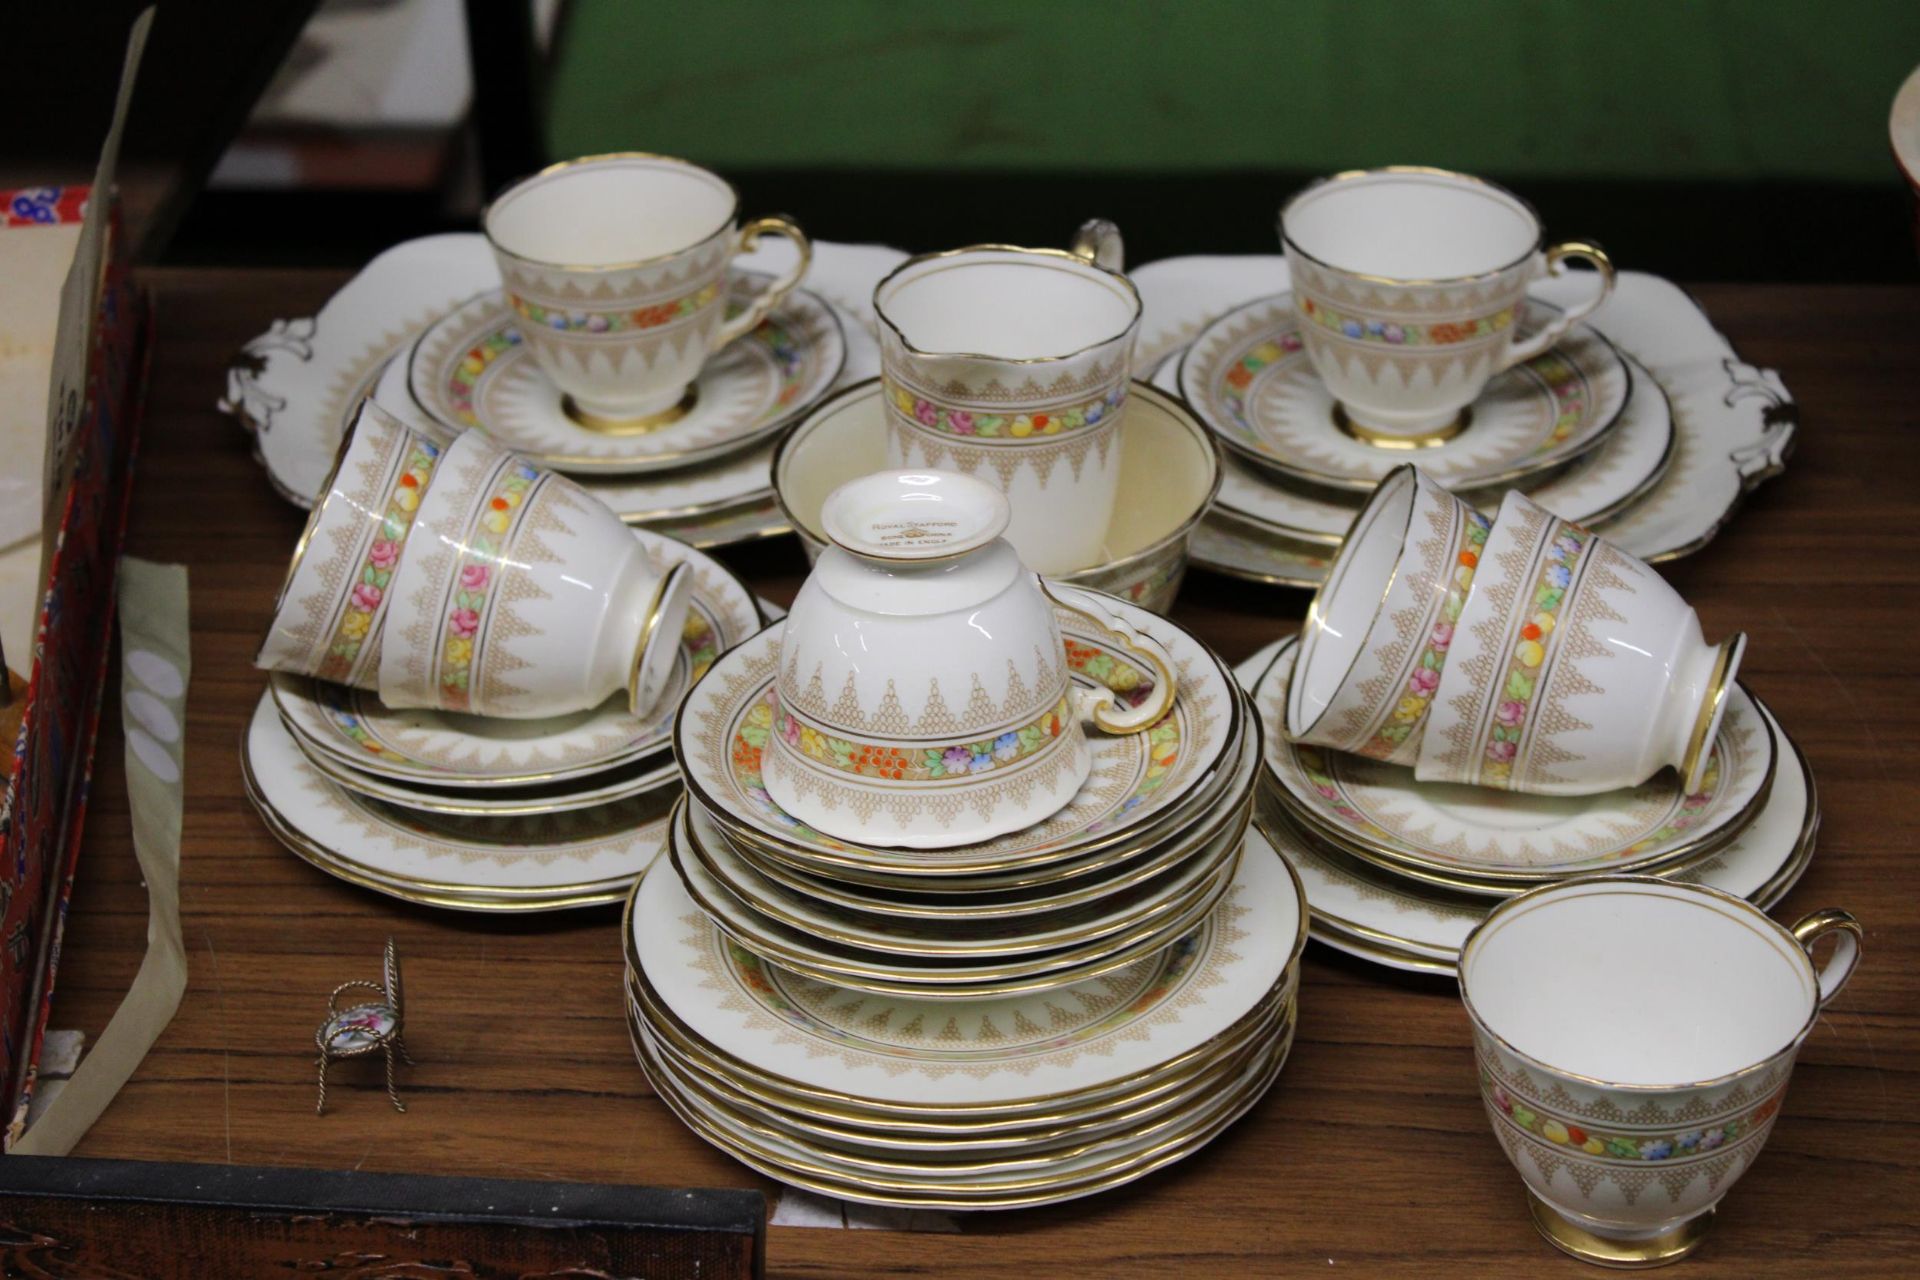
[[1043, 584, 1177, 735], [711, 215, 813, 352], [1790, 908, 1863, 1009], [1069, 218, 1126, 272], [1498, 241, 1616, 370]]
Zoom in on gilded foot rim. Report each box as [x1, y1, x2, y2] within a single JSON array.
[[562, 383, 698, 435], [1331, 401, 1470, 449], [1527, 1192, 1712, 1269]]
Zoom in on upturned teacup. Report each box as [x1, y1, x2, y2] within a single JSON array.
[[874, 221, 1139, 575], [484, 152, 811, 430], [1279, 167, 1614, 444], [377, 430, 693, 719], [1416, 488, 1745, 795], [256, 400, 445, 691], [1460, 877, 1861, 1267], [1287, 465, 1490, 765], [763, 469, 1177, 848]]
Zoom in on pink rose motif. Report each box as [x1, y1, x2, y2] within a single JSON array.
[[368, 540, 399, 570], [1492, 1085, 1512, 1111], [1429, 621, 1453, 651], [1407, 666, 1440, 696], [949, 410, 975, 434], [448, 606, 480, 638], [782, 717, 800, 746], [1315, 783, 1339, 801], [914, 399, 940, 428], [460, 563, 490, 590], [350, 582, 382, 611], [1495, 698, 1527, 727], [1486, 740, 1518, 763]]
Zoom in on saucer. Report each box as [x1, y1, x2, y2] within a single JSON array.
[[271, 531, 759, 787], [680, 792, 1247, 959], [1181, 293, 1630, 493], [1234, 638, 1817, 973], [1254, 640, 1776, 886], [675, 598, 1241, 878], [407, 276, 846, 475], [299, 743, 677, 817], [1170, 351, 1675, 545], [627, 826, 1304, 1107], [243, 695, 673, 907]]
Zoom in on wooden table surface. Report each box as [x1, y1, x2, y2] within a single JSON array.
[[45, 270, 1920, 1276]]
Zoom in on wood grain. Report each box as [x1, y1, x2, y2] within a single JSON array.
[[41, 271, 1920, 1276]]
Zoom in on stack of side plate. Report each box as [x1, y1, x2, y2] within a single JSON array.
[[623, 823, 1307, 1209], [1238, 636, 1819, 974], [241, 537, 762, 911], [669, 591, 1260, 1000]]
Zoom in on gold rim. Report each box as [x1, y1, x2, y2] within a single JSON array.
[[562, 384, 698, 435], [627, 562, 690, 716], [1528, 1192, 1712, 1268], [1278, 166, 1548, 286], [1681, 634, 1744, 792], [1188, 518, 1331, 588], [1459, 875, 1844, 1093], [682, 790, 1250, 958], [482, 151, 741, 272], [872, 243, 1142, 366], [670, 832, 1240, 993], [1287, 464, 1421, 743], [621, 873, 1303, 1117], [670, 626, 1249, 881], [1308, 918, 1460, 975], [1332, 402, 1470, 448], [639, 998, 1292, 1149]]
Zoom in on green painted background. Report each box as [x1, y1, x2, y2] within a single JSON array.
[[547, 1, 1917, 182]]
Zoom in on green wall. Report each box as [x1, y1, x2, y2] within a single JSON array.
[[548, 1, 1917, 183]]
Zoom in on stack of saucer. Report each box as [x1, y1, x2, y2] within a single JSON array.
[[624, 472, 1308, 1204]]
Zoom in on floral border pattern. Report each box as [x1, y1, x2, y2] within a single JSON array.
[[1358, 508, 1491, 760], [434, 460, 542, 710], [774, 695, 1072, 782], [315, 434, 442, 684], [1484, 1068, 1783, 1162], [508, 280, 720, 334], [885, 378, 1125, 439], [1480, 521, 1593, 786], [1300, 296, 1517, 347]]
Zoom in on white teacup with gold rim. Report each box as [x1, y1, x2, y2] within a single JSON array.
[[874, 222, 1139, 575], [1416, 488, 1745, 796], [1460, 877, 1861, 1268], [1286, 464, 1490, 766], [377, 429, 694, 720], [256, 400, 446, 692], [763, 469, 1177, 849], [1279, 166, 1614, 444], [484, 152, 811, 431]]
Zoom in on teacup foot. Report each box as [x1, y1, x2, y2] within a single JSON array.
[[1331, 401, 1471, 449], [562, 384, 699, 436], [1527, 1192, 1712, 1270]]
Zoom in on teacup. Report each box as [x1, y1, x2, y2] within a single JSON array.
[[874, 221, 1140, 575], [763, 469, 1177, 848], [1460, 877, 1861, 1267], [1416, 488, 1745, 795], [1287, 465, 1490, 765], [377, 430, 694, 719], [1279, 167, 1614, 443], [256, 400, 445, 691], [484, 152, 811, 430]]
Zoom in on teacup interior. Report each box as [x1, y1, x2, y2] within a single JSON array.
[[877, 253, 1138, 358], [1284, 171, 1539, 281], [1288, 468, 1415, 737], [1462, 882, 1816, 1086], [487, 157, 734, 266]]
